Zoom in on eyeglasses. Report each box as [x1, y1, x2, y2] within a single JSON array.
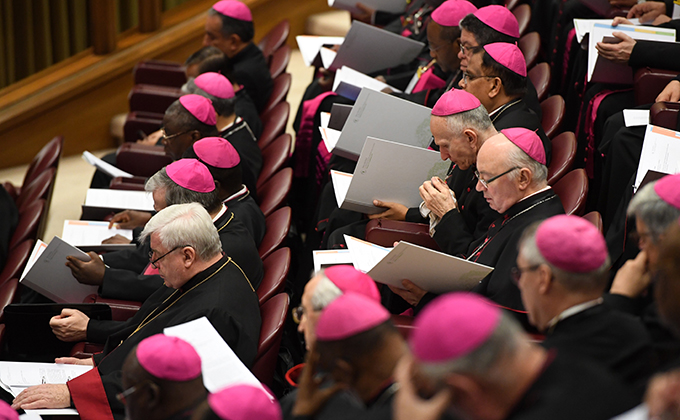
[[462, 71, 497, 84], [292, 305, 305, 324], [116, 380, 151, 404], [148, 245, 192, 268], [474, 166, 520, 189], [429, 42, 450, 53], [459, 44, 480, 56], [160, 128, 191, 143], [511, 265, 541, 284]]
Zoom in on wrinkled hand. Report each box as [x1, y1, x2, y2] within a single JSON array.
[[50, 309, 90, 342], [595, 31, 635, 65], [609, 0, 637, 7], [108, 209, 152, 229], [393, 356, 451, 420], [627, 1, 666, 23], [388, 280, 427, 306], [12, 384, 70, 410], [419, 177, 456, 219], [66, 252, 105, 286], [292, 346, 346, 417], [101, 234, 132, 245], [646, 370, 680, 419], [657, 80, 680, 102], [55, 357, 94, 366], [368, 200, 408, 221], [351, 3, 376, 24], [136, 129, 162, 146], [609, 250, 650, 298], [611, 16, 633, 26]]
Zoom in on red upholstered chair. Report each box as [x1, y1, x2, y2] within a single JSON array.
[[133, 60, 186, 88], [0, 240, 34, 285], [392, 314, 416, 339], [540, 95, 566, 139], [123, 111, 163, 143], [257, 248, 291, 305], [257, 134, 291, 189], [634, 68, 680, 106], [547, 131, 576, 185], [0, 279, 19, 323], [109, 176, 148, 191], [365, 219, 440, 250], [15, 168, 55, 213], [583, 211, 603, 234], [528, 62, 551, 102], [257, 168, 293, 217], [258, 207, 292, 260], [269, 44, 292, 79], [252, 293, 289, 387], [260, 73, 292, 117], [518, 32, 540, 70], [650, 101, 680, 130], [552, 169, 588, 216], [116, 143, 173, 178], [83, 294, 142, 322], [259, 102, 290, 150], [9, 200, 45, 249], [3, 136, 63, 200], [512, 4, 531, 37], [258, 20, 290, 62], [128, 85, 182, 114]]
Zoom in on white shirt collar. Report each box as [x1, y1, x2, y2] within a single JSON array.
[[222, 185, 248, 203], [546, 297, 603, 331], [212, 204, 228, 222]]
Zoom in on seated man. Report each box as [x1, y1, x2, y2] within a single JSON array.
[[203, 1, 272, 113], [184, 137, 265, 246], [395, 293, 639, 420], [193, 384, 282, 420], [12, 203, 261, 420], [516, 215, 654, 394], [120, 334, 206, 420]]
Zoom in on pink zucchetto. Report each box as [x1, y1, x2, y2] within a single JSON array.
[[654, 173, 680, 210], [179, 94, 217, 126], [0, 401, 18, 420], [194, 72, 235, 99], [166, 159, 216, 193], [431, 0, 478, 27], [316, 293, 390, 341], [208, 384, 281, 420], [473, 5, 519, 38], [136, 334, 202, 381], [483, 42, 527, 77], [431, 88, 481, 117], [535, 215, 608, 273], [501, 127, 546, 165], [193, 137, 241, 169], [410, 293, 500, 363], [212, 0, 252, 22], [324, 265, 381, 303]]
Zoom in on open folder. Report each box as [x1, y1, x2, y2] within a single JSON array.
[[331, 137, 450, 214], [334, 88, 433, 160], [81, 188, 154, 219], [345, 236, 493, 294], [332, 66, 401, 101], [62, 220, 135, 252]]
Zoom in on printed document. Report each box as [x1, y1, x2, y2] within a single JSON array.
[[634, 125, 680, 191]]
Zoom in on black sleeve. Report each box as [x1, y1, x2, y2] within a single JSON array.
[[87, 319, 128, 344], [629, 41, 680, 71], [404, 207, 427, 223], [433, 209, 475, 257], [374, 11, 401, 26], [99, 268, 163, 302], [603, 292, 646, 316]]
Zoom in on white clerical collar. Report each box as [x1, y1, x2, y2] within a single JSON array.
[[546, 297, 603, 331], [212, 204, 228, 222], [518, 185, 551, 203], [222, 185, 248, 203]]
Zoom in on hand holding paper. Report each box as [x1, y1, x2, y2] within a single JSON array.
[[65, 252, 105, 286], [388, 280, 428, 306], [595, 31, 635, 64], [12, 384, 71, 410], [367, 200, 408, 220]]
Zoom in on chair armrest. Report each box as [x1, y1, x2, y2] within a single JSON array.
[[634, 68, 680, 106], [116, 143, 173, 178], [650, 101, 680, 130], [365, 219, 440, 251], [83, 293, 142, 322]]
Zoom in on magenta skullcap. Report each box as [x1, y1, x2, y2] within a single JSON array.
[[136, 334, 202, 381], [410, 293, 500, 363], [473, 5, 519, 38], [193, 137, 241, 169], [166, 159, 216, 193], [324, 265, 381, 303], [654, 173, 680, 210], [0, 401, 18, 420], [194, 72, 235, 99], [501, 127, 546, 165], [212, 0, 252, 22], [431, 0, 478, 27], [179, 94, 217, 126], [535, 215, 608, 273], [483, 42, 526, 77], [208, 384, 281, 420], [431, 88, 481, 117], [316, 293, 390, 341]]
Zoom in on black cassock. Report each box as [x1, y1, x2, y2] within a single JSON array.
[[219, 117, 262, 199], [228, 42, 273, 114], [99, 209, 263, 302], [67, 254, 261, 420], [280, 384, 396, 420], [223, 187, 266, 247]]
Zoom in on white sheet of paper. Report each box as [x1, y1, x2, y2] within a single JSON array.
[[82, 151, 133, 179], [344, 235, 391, 273], [62, 220, 133, 246], [84, 189, 154, 211], [328, 0, 405, 13], [330, 170, 353, 207], [332, 66, 401, 101], [295, 36, 345, 67], [572, 18, 639, 43], [635, 125, 680, 190], [320, 112, 331, 129], [312, 249, 353, 272], [623, 109, 650, 127], [610, 404, 648, 420], [163, 317, 272, 398], [320, 47, 338, 69], [20, 240, 47, 281], [319, 127, 342, 153]]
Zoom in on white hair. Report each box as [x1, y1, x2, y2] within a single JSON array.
[[140, 203, 222, 261], [506, 143, 548, 187], [628, 181, 680, 242], [444, 104, 495, 134], [310, 269, 344, 311]]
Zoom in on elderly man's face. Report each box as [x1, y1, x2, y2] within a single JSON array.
[[149, 232, 192, 289], [427, 22, 461, 74], [152, 188, 167, 212], [298, 275, 323, 351], [459, 52, 496, 112], [203, 15, 230, 55], [430, 116, 477, 170], [161, 119, 196, 161], [475, 135, 523, 213], [516, 249, 546, 331], [457, 29, 479, 72]]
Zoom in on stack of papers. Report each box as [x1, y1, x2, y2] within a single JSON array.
[[573, 18, 640, 43], [62, 220, 135, 252], [82, 189, 154, 219], [312, 249, 353, 272], [328, 0, 405, 13], [82, 151, 133, 179], [333, 66, 401, 101], [634, 125, 680, 191]]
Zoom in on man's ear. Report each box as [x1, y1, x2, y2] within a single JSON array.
[[182, 246, 197, 268], [145, 382, 162, 409], [464, 128, 478, 149], [488, 77, 502, 99], [516, 168, 532, 190], [537, 265, 553, 295], [228, 33, 243, 50], [331, 358, 356, 387]]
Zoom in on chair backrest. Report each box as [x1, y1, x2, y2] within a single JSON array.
[[259, 102, 290, 150], [512, 4, 531, 37], [583, 211, 603, 234], [128, 85, 182, 114], [518, 31, 540, 70], [547, 131, 577, 185], [0, 279, 19, 323], [260, 73, 292, 117], [634, 67, 680, 106], [133, 60, 187, 88], [23, 136, 63, 188], [258, 20, 291, 62], [257, 247, 291, 305], [0, 239, 34, 285], [123, 111, 163, 143], [540, 95, 566, 139], [269, 44, 292, 79], [257, 168, 293, 217], [259, 207, 292, 260], [257, 134, 291, 189], [650, 101, 680, 130], [9, 200, 45, 249], [116, 143, 173, 178], [528, 62, 551, 102], [365, 219, 440, 251], [16, 168, 55, 213], [552, 169, 588, 216], [252, 293, 289, 387]]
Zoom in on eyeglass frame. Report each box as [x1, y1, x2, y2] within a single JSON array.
[[428, 38, 459, 53], [474, 166, 520, 189], [160, 128, 192, 143], [116, 380, 152, 404], [459, 43, 482, 56], [148, 244, 193, 269], [292, 305, 305, 324], [510, 264, 541, 284], [461, 70, 498, 84]]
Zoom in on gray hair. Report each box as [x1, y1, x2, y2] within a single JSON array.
[[627, 181, 680, 242], [145, 167, 220, 213], [140, 203, 222, 260], [444, 104, 494, 135], [518, 221, 611, 293], [181, 78, 236, 117], [506, 143, 548, 187], [310, 269, 343, 311]]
